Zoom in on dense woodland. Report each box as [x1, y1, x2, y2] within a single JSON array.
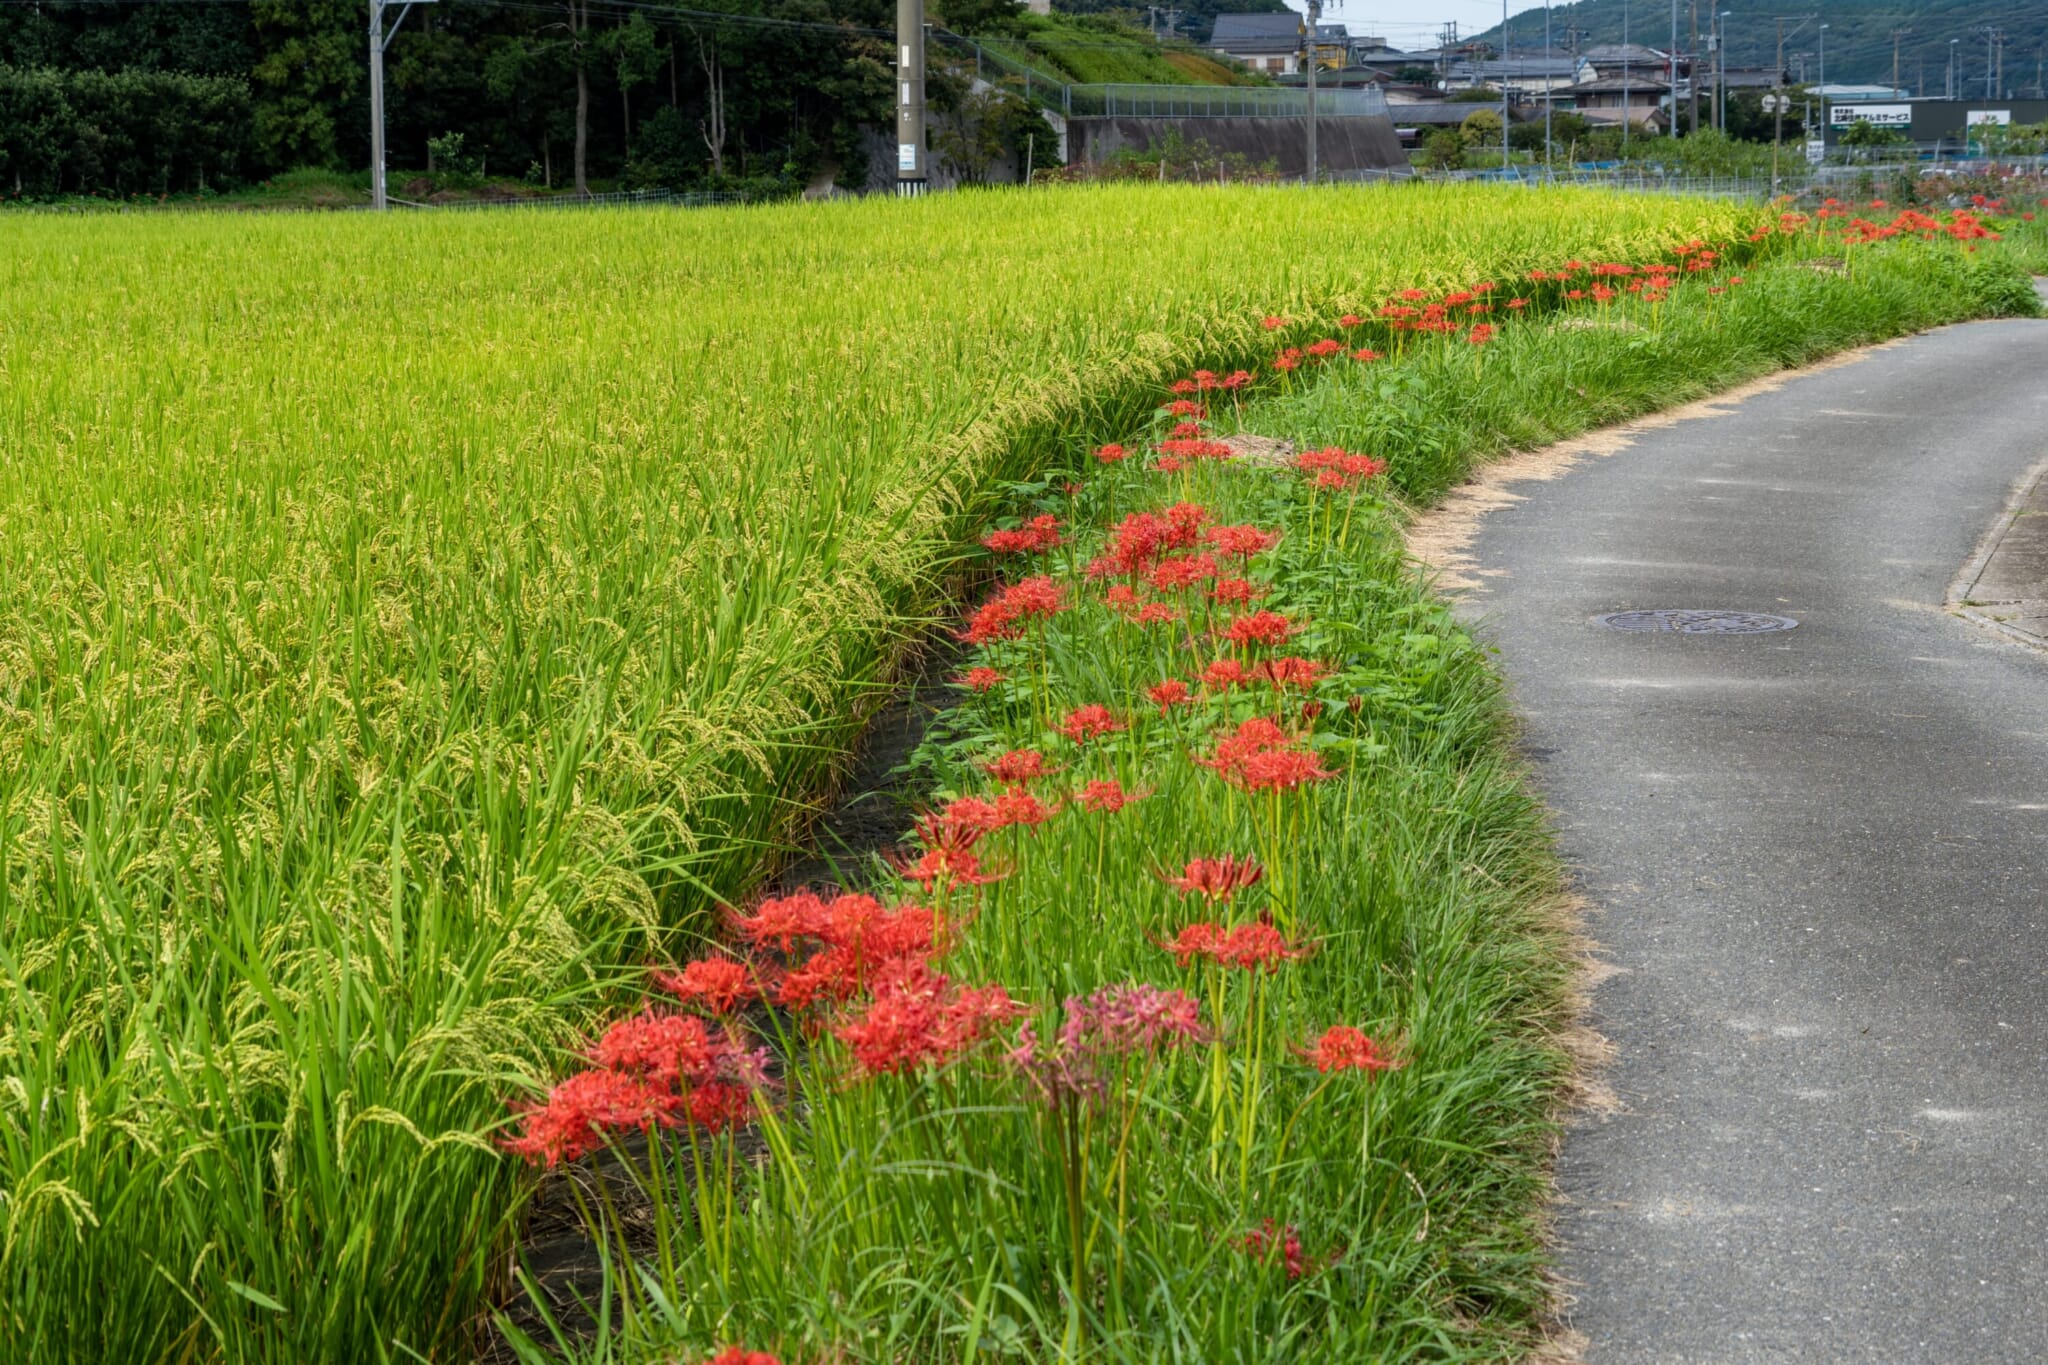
[[0, 0, 1120, 197]]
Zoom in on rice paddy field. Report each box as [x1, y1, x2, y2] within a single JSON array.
[[0, 183, 2026, 1363]]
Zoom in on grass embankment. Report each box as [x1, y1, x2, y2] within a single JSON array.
[[505, 216, 2037, 1362], [0, 186, 1764, 1363]]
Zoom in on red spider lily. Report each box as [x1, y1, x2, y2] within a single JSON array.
[[1007, 983, 1206, 1104], [1148, 679, 1192, 713], [939, 795, 1003, 835], [1155, 455, 1185, 474], [962, 575, 1068, 644], [1210, 576, 1259, 606], [1302, 1024, 1401, 1074], [1147, 552, 1220, 594], [983, 514, 1063, 555], [1222, 609, 1296, 648], [708, 1347, 782, 1365], [1222, 369, 1254, 390], [1589, 285, 1615, 303], [656, 957, 760, 1015], [1162, 920, 1302, 971], [776, 946, 863, 1010], [1295, 447, 1386, 489], [1239, 1219, 1310, 1279], [1154, 438, 1236, 462], [1467, 324, 1495, 346], [501, 1068, 678, 1168], [1162, 921, 1224, 967], [1255, 656, 1329, 689], [1202, 658, 1249, 690], [1162, 398, 1205, 417], [733, 891, 828, 952], [1095, 442, 1128, 463], [1104, 583, 1141, 612], [685, 1080, 756, 1132], [1161, 855, 1265, 902], [993, 788, 1059, 828], [893, 843, 1007, 892], [1198, 717, 1335, 791], [1352, 348, 1382, 362], [1272, 348, 1303, 373], [1397, 288, 1428, 301], [1077, 778, 1141, 813], [1087, 506, 1209, 579], [1059, 704, 1125, 744], [1203, 523, 1278, 559], [1133, 601, 1180, 626], [1231, 746, 1335, 792], [1338, 313, 1364, 327], [985, 748, 1051, 784], [1168, 419, 1207, 439], [1260, 315, 1286, 330], [591, 1010, 725, 1090], [836, 970, 1024, 1076], [956, 666, 1005, 693], [1305, 338, 1343, 359]]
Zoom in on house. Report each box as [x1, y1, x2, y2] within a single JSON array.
[[1575, 44, 1675, 85], [1561, 72, 1671, 129], [1443, 56, 1581, 99], [1209, 14, 1304, 75], [1311, 23, 1351, 70]]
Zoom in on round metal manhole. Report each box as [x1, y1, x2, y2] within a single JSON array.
[[1596, 609, 1799, 635]]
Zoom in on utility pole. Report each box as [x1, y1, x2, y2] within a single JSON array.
[[1304, 0, 1321, 184], [896, 0, 926, 196], [1689, 1, 1700, 137], [1544, 0, 1553, 174], [1890, 27, 1912, 96], [1622, 0, 1631, 149], [367, 0, 435, 211], [1977, 26, 1999, 101], [1670, 0, 1679, 137], [1947, 38, 1957, 99]]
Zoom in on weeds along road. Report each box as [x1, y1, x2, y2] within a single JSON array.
[[1457, 305, 2048, 1362]]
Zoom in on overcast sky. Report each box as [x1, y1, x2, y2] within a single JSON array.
[[1277, 0, 1557, 51]]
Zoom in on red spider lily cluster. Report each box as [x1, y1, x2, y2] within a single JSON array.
[[1162, 854, 1265, 902], [1163, 920, 1306, 972], [1007, 983, 1208, 1104], [707, 1349, 782, 1365], [963, 574, 1068, 644], [1238, 1218, 1343, 1280], [983, 514, 1063, 555], [1303, 1024, 1402, 1074]]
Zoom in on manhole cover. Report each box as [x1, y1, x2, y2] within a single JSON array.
[[1596, 609, 1799, 635]]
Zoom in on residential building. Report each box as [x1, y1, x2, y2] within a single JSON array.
[[1208, 14, 1304, 75]]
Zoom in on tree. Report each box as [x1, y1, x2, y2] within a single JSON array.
[[1422, 128, 1464, 171], [1458, 107, 1503, 149], [248, 0, 356, 168]]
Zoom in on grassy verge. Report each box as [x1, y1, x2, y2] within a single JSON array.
[[499, 220, 2037, 1362]]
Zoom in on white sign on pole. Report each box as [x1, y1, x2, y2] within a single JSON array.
[[1804, 138, 1826, 164], [898, 143, 919, 171], [1828, 103, 1912, 127], [1966, 109, 2012, 126]]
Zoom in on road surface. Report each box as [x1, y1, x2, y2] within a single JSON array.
[[1454, 309, 2048, 1362]]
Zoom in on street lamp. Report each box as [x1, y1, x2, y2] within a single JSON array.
[[1817, 22, 1828, 90]]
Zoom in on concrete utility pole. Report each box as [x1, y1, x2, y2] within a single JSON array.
[[1948, 38, 1958, 99], [1689, 1, 1700, 136], [896, 0, 927, 196], [1717, 11, 1730, 132], [1502, 0, 1511, 174], [1544, 0, 1553, 174], [368, 0, 436, 210], [1890, 27, 1913, 97], [1670, 0, 1679, 136], [1304, 0, 1320, 184]]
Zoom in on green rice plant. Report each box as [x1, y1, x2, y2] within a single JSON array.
[[0, 185, 1773, 1362]]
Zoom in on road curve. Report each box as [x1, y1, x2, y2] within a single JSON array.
[[1453, 312, 2048, 1363]]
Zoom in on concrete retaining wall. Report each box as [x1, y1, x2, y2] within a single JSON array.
[[1066, 115, 1405, 177]]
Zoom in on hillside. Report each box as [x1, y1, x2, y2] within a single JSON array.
[[1468, 0, 2044, 97], [978, 11, 1254, 85]]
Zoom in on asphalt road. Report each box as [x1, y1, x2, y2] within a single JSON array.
[[1457, 311, 2048, 1362]]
